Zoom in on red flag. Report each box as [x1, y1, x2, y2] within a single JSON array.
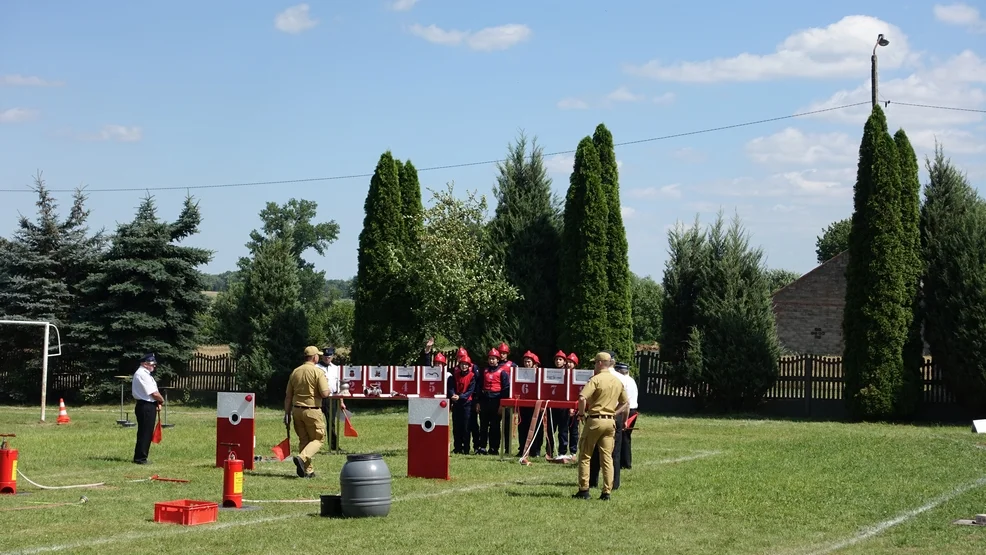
[[343, 412, 359, 438], [626, 412, 638, 429], [152, 416, 163, 444]]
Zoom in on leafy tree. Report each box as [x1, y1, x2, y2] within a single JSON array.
[[894, 129, 925, 416], [630, 273, 662, 344], [234, 236, 309, 404], [201, 271, 238, 292], [325, 278, 354, 300], [486, 132, 562, 361], [593, 124, 635, 364], [765, 268, 800, 293], [557, 137, 609, 364], [815, 219, 850, 263], [351, 152, 406, 364], [74, 195, 212, 401], [921, 145, 986, 414], [411, 182, 518, 355], [842, 105, 909, 421], [242, 199, 339, 305], [0, 173, 105, 401]]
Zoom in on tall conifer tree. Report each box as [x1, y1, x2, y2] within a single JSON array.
[[894, 129, 924, 416]]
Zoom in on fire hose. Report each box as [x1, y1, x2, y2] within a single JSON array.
[[16, 470, 105, 490]]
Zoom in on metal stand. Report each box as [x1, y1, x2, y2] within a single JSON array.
[[115, 376, 135, 427], [160, 388, 175, 428]]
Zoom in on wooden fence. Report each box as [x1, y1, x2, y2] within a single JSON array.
[[635, 351, 967, 421]]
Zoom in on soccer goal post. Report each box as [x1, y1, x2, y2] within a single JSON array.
[[0, 319, 62, 422]]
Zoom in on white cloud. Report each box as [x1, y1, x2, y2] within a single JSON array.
[[621, 206, 636, 218], [907, 129, 986, 154], [0, 107, 39, 123], [623, 15, 914, 82], [934, 3, 986, 32], [83, 125, 143, 143], [606, 86, 645, 103], [408, 23, 531, 51], [275, 4, 319, 34], [1, 74, 63, 87], [671, 147, 706, 163], [802, 50, 986, 128], [557, 97, 588, 110], [745, 128, 857, 167], [628, 184, 682, 199], [544, 154, 574, 175], [701, 169, 854, 201], [389, 0, 419, 11], [652, 92, 676, 105]]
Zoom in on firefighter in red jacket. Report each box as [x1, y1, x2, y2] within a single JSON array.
[[516, 350, 545, 458], [448, 355, 477, 454], [477, 348, 511, 455]]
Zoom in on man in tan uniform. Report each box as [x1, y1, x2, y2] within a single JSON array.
[[285, 346, 330, 478], [573, 351, 628, 501]]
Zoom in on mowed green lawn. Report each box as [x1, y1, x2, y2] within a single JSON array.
[[1, 403, 986, 554]]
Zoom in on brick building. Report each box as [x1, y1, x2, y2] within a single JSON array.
[[771, 251, 849, 355]]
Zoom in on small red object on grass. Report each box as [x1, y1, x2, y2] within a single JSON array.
[[154, 499, 218, 526]]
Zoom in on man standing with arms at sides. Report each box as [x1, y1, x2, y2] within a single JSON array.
[[573, 352, 628, 501], [589, 352, 629, 490], [132, 353, 165, 465], [616, 361, 638, 469], [285, 346, 330, 478], [316, 346, 346, 451]]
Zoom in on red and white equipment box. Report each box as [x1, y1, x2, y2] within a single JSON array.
[[569, 368, 594, 400], [393, 365, 420, 396], [539, 367, 569, 402], [407, 397, 450, 480], [364, 366, 393, 395], [419, 366, 447, 398], [511, 366, 539, 400], [216, 392, 255, 470]]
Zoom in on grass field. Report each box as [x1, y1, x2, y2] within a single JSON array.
[[1, 403, 986, 554]]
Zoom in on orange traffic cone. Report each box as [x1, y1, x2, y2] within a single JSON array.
[[56, 398, 71, 425]]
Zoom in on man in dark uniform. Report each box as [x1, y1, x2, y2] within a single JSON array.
[[573, 352, 628, 501], [132, 353, 165, 465], [316, 346, 344, 450]]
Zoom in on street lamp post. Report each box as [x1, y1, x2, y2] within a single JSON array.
[[871, 34, 890, 108]]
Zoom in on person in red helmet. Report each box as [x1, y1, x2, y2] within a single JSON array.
[[560, 352, 581, 459], [454, 347, 483, 454], [449, 355, 477, 454], [516, 351, 545, 458], [548, 350, 571, 458], [476, 348, 510, 455]]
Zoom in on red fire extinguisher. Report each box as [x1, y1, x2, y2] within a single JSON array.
[[221, 442, 243, 509], [0, 434, 17, 495]]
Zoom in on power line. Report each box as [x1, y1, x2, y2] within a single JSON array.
[[1, 98, 979, 194]]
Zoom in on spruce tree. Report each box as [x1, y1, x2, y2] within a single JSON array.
[[74, 195, 212, 401], [351, 151, 405, 364], [842, 105, 909, 420], [593, 124, 635, 363], [894, 129, 924, 416], [921, 145, 986, 414], [487, 132, 562, 361], [557, 137, 609, 364]]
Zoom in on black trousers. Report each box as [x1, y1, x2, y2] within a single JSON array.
[[469, 400, 481, 451], [589, 413, 624, 490], [478, 396, 503, 453], [133, 400, 157, 463], [320, 398, 338, 450], [452, 400, 472, 453], [622, 409, 638, 469], [516, 406, 544, 457]]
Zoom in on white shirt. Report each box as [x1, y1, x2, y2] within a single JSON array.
[[132, 367, 158, 402], [318, 362, 341, 394], [623, 374, 639, 409]]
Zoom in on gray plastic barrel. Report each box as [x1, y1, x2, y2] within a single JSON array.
[[339, 453, 392, 518]]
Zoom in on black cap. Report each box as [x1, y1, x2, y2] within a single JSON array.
[[322, 347, 335, 356], [139, 353, 157, 364], [615, 362, 629, 371]]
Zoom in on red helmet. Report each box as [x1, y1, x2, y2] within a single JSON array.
[[434, 352, 447, 365], [566, 353, 579, 365], [497, 342, 510, 354], [459, 356, 472, 365], [488, 348, 501, 358], [555, 350, 567, 359], [456, 347, 468, 361], [522, 350, 537, 363]]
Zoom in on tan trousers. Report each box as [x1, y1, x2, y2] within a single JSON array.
[[292, 407, 325, 474], [577, 418, 616, 493]]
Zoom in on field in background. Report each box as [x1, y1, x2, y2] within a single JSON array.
[[1, 406, 985, 554]]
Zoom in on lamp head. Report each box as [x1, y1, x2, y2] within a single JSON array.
[[877, 34, 889, 47]]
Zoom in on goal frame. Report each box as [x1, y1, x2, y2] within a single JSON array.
[[0, 319, 62, 422]]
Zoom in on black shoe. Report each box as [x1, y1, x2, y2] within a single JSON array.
[[292, 456, 306, 478], [572, 490, 591, 500], [303, 472, 316, 479], [133, 459, 150, 465], [599, 493, 611, 501]]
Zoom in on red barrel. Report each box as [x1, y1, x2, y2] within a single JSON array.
[[0, 445, 16, 495], [222, 457, 243, 508]]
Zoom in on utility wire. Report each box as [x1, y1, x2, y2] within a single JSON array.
[[0, 99, 979, 194]]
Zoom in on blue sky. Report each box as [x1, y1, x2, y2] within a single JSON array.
[[1, 1, 984, 281]]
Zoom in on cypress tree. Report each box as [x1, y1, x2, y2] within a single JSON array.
[[842, 105, 909, 420], [393, 159, 424, 362], [399, 160, 423, 248], [894, 129, 924, 416], [593, 123, 635, 363], [352, 151, 404, 364], [74, 195, 212, 401], [487, 132, 562, 361], [557, 137, 609, 364]]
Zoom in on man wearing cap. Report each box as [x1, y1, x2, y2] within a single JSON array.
[[285, 346, 330, 478], [132, 353, 165, 465], [616, 361, 639, 469], [589, 352, 630, 490], [316, 347, 345, 451], [573, 352, 628, 501]]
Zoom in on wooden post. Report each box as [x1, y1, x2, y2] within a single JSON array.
[[804, 355, 814, 417]]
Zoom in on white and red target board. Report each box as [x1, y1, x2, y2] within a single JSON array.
[[540, 367, 569, 402], [511, 367, 539, 400], [393, 365, 420, 396], [407, 397, 450, 480], [340, 365, 364, 394], [216, 392, 256, 470], [419, 366, 447, 398], [364, 365, 393, 395], [569, 368, 594, 401]]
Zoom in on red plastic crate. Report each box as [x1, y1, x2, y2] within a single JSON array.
[[154, 499, 218, 526]]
